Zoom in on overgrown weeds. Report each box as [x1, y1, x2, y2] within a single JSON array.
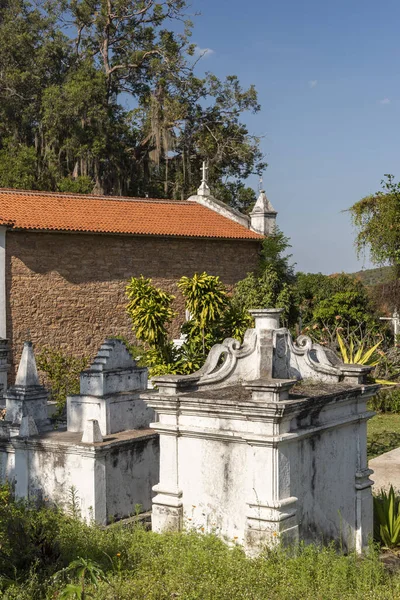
[[1, 488, 400, 599]]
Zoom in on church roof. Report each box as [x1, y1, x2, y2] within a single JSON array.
[[0, 189, 263, 241]]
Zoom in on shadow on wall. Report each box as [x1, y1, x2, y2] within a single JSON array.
[[7, 232, 258, 285]]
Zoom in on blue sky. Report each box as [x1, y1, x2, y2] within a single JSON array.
[[188, 0, 400, 274]]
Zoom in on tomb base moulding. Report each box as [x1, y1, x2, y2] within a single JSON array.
[[141, 308, 378, 555]]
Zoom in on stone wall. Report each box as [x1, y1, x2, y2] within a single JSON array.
[[6, 231, 260, 373]]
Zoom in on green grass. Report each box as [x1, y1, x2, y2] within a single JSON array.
[[3, 525, 400, 600], [368, 412, 400, 459], [1, 490, 400, 600]]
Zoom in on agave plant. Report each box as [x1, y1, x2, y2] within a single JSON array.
[[337, 332, 396, 386], [374, 486, 400, 548], [337, 332, 382, 366]]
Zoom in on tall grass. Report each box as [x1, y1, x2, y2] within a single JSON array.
[[1, 492, 400, 600]]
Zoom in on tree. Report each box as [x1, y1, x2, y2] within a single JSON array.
[[349, 175, 400, 278], [0, 0, 266, 202], [232, 229, 298, 328], [295, 272, 380, 346]]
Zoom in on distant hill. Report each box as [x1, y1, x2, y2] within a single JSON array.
[[352, 266, 395, 286]]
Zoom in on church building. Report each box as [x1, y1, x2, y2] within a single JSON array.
[[0, 170, 277, 373]]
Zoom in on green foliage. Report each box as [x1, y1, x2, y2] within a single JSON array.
[[374, 486, 400, 548], [350, 174, 400, 278], [367, 413, 400, 459], [369, 388, 400, 414], [59, 557, 106, 599], [178, 272, 228, 355], [0, 484, 62, 582], [337, 332, 383, 366], [57, 177, 94, 195], [2, 494, 400, 599], [0, 141, 37, 189], [296, 272, 375, 331], [336, 332, 397, 386], [354, 266, 395, 286], [313, 291, 372, 328], [178, 272, 228, 333], [260, 229, 295, 282], [36, 348, 89, 415], [126, 276, 176, 364], [232, 230, 298, 328], [126, 273, 250, 376], [0, 0, 265, 201]]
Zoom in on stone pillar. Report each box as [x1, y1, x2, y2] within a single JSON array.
[[250, 308, 283, 379], [151, 398, 183, 532], [243, 380, 298, 553], [0, 227, 6, 340], [0, 338, 10, 404]]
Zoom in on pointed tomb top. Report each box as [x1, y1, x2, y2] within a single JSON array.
[[15, 342, 40, 387]]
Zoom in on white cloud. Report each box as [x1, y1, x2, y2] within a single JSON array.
[[308, 80, 318, 88], [193, 45, 215, 59], [380, 98, 391, 105]]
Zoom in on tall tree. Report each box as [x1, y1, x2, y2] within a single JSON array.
[[0, 0, 266, 201], [349, 175, 400, 279]]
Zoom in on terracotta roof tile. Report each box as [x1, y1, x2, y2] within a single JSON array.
[[0, 189, 263, 241]]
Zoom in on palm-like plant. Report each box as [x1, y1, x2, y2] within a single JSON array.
[[374, 486, 400, 548], [336, 332, 396, 385], [178, 272, 228, 355]]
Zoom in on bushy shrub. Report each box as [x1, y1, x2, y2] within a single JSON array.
[[232, 230, 299, 329], [369, 388, 400, 413], [36, 348, 89, 415], [126, 273, 250, 377]]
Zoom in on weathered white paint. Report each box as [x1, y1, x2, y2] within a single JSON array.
[[188, 193, 251, 229], [7, 429, 159, 524], [144, 308, 378, 555], [5, 342, 51, 433], [249, 190, 277, 236], [0, 339, 9, 403], [0, 227, 5, 339], [82, 419, 103, 443], [0, 338, 159, 524], [68, 338, 150, 436]]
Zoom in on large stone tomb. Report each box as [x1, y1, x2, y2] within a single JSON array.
[[0, 339, 159, 524], [142, 309, 378, 555]]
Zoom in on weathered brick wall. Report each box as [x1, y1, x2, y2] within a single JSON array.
[[6, 231, 260, 373]]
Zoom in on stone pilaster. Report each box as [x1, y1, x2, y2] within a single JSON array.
[[0, 338, 10, 406], [151, 404, 183, 532]]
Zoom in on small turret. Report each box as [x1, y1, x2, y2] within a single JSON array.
[[250, 190, 277, 236]]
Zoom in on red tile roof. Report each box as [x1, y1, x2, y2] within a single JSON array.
[[0, 189, 263, 241]]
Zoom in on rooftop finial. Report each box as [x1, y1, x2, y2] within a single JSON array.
[[258, 174, 263, 193], [197, 160, 211, 197]]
